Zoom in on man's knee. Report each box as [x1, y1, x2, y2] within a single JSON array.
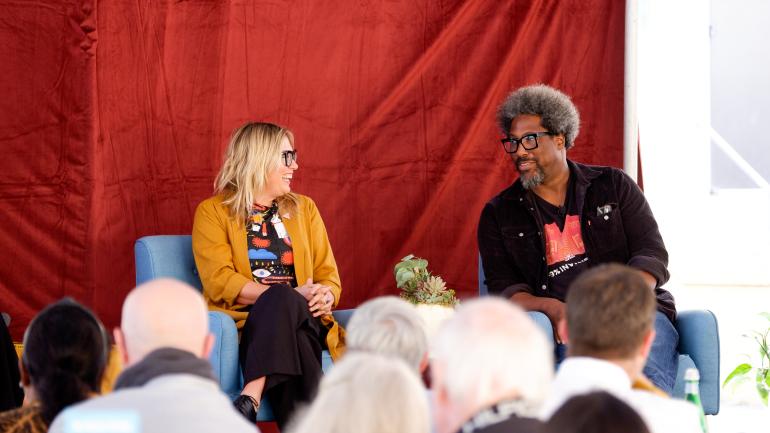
[[652, 311, 679, 352]]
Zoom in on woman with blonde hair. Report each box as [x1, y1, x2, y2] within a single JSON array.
[[287, 352, 430, 433], [192, 122, 344, 428]]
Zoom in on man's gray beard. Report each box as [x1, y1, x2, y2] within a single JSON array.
[[520, 168, 545, 190]]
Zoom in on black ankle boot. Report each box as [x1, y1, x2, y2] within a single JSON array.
[[233, 394, 259, 423]]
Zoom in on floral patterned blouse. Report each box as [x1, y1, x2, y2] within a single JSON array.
[[246, 202, 297, 288]]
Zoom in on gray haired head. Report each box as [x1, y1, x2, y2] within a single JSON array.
[[346, 296, 427, 373], [497, 84, 581, 149]]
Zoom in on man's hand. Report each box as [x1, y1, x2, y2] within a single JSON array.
[[540, 298, 566, 344], [511, 292, 566, 344], [637, 270, 657, 290]]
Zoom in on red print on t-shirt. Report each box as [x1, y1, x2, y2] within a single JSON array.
[[544, 215, 585, 265]]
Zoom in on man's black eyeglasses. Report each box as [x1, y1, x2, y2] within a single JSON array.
[[500, 131, 554, 154], [281, 150, 298, 167]]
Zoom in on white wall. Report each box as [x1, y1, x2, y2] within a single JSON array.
[[638, 0, 770, 286], [710, 0, 770, 188]]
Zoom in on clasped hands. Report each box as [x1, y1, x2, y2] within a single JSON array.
[[295, 278, 334, 317]]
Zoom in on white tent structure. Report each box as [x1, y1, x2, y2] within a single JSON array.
[[629, 0, 770, 286], [630, 1, 770, 430]]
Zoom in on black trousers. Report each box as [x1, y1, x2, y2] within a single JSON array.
[[239, 284, 326, 429]]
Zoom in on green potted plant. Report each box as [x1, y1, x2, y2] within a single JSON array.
[[394, 254, 458, 338], [722, 312, 770, 405]]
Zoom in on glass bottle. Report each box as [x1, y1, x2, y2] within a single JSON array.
[[684, 367, 709, 433]]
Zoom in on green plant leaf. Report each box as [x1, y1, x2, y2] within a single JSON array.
[[757, 381, 769, 406], [395, 269, 415, 288], [753, 331, 770, 362], [394, 258, 428, 275], [723, 363, 753, 387], [395, 253, 457, 306], [759, 312, 770, 323]]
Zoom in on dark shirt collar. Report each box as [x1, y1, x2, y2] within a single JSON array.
[[458, 398, 537, 433], [114, 347, 215, 390]]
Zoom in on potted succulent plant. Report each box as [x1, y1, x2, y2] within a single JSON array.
[[394, 254, 458, 339], [723, 312, 770, 405]]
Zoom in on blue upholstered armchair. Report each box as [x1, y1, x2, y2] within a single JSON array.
[[135, 235, 353, 422], [478, 258, 720, 415]]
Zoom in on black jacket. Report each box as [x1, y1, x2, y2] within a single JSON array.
[[478, 160, 675, 322]]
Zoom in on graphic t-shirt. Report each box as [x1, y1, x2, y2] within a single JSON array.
[[246, 202, 297, 288], [533, 177, 589, 300]]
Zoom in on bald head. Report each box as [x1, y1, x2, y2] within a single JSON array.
[[117, 279, 212, 365]]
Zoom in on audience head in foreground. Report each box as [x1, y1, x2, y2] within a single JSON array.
[[543, 391, 650, 433], [114, 277, 214, 367], [563, 263, 657, 377], [431, 298, 552, 433], [346, 296, 428, 373], [49, 279, 256, 433], [541, 264, 703, 433], [0, 299, 108, 432], [287, 352, 430, 433]]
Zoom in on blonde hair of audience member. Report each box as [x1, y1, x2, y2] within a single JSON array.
[[287, 352, 430, 433], [431, 298, 553, 433], [214, 122, 300, 222], [346, 296, 428, 373], [115, 279, 214, 366]]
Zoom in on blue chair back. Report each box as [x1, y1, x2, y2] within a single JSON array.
[[478, 254, 488, 296], [135, 235, 202, 289], [674, 310, 720, 414]]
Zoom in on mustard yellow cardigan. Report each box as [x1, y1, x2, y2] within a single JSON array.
[[192, 193, 345, 360]]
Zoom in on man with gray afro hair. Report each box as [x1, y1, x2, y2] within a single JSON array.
[[478, 84, 677, 394], [497, 84, 581, 150]]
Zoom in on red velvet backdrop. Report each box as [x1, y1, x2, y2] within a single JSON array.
[[0, 0, 625, 338]]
